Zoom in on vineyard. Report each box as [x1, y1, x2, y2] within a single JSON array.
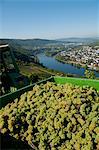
[[0, 81, 99, 150]]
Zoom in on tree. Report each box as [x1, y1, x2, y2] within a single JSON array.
[[84, 65, 88, 70], [84, 69, 95, 79]]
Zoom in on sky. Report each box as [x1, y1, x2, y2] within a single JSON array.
[[0, 0, 99, 39]]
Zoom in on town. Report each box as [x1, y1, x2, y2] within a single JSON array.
[[56, 45, 99, 71]]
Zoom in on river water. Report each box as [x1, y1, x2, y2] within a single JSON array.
[[37, 53, 99, 77]]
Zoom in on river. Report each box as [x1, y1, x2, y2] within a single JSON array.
[[37, 53, 99, 77]]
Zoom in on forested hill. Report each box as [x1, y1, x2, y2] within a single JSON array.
[[0, 39, 49, 63], [0, 39, 59, 50]]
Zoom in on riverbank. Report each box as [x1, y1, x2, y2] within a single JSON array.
[[55, 55, 99, 72], [18, 61, 78, 81], [37, 53, 99, 77]]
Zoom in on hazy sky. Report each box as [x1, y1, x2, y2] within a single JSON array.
[[0, 0, 99, 39]]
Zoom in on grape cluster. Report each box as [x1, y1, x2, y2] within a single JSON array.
[[0, 82, 99, 150]]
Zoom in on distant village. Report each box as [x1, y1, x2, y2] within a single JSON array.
[[57, 46, 99, 71]]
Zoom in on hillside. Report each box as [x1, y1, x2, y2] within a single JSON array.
[[57, 37, 99, 44], [0, 39, 59, 51], [0, 39, 42, 65]]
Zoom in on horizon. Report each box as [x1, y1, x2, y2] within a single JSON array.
[[0, 0, 99, 39], [0, 36, 99, 41]]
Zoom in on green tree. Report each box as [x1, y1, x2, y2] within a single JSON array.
[[84, 65, 88, 69], [84, 69, 95, 79]]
